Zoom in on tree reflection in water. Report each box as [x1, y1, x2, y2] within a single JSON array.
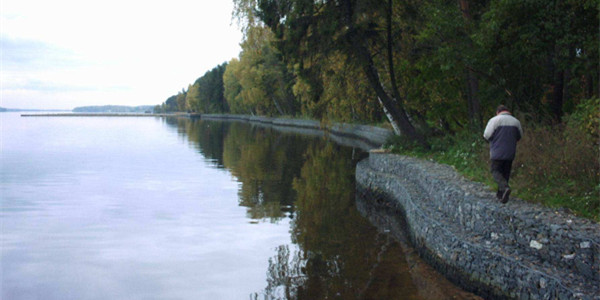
[[173, 118, 478, 300], [251, 143, 421, 300]]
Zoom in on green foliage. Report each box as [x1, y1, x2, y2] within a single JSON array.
[[187, 63, 229, 113], [223, 58, 247, 114], [255, 0, 432, 144], [514, 122, 599, 220], [187, 0, 600, 131], [161, 0, 600, 219], [386, 102, 600, 220], [159, 94, 181, 113], [475, 0, 599, 120], [292, 52, 384, 123], [403, 0, 483, 131], [157, 63, 229, 114], [223, 26, 297, 116], [176, 90, 188, 112], [564, 97, 600, 139]]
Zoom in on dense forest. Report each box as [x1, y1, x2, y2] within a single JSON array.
[[154, 63, 228, 114], [155, 0, 598, 217], [158, 0, 597, 137]]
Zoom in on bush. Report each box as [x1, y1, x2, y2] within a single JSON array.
[[565, 97, 599, 139], [385, 101, 600, 220], [513, 122, 599, 219], [511, 98, 600, 219]]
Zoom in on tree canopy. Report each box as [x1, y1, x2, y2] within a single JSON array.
[[155, 63, 228, 114], [157, 0, 598, 145]]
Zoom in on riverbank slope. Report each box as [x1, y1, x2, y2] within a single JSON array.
[[27, 112, 596, 298], [198, 114, 393, 151], [356, 150, 599, 299], [197, 113, 599, 299]]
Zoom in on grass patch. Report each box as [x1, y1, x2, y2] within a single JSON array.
[[385, 107, 599, 221]]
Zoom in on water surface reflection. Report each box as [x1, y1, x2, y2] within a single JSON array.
[[2, 114, 477, 299], [170, 118, 478, 299]]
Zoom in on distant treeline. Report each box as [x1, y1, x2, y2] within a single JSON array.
[[154, 63, 228, 114], [155, 0, 598, 146], [73, 105, 155, 113]]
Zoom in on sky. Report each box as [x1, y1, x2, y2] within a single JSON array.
[[0, 0, 243, 110]]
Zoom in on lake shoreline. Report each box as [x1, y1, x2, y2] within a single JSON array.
[[20, 112, 598, 299], [19, 112, 393, 150], [191, 113, 600, 299], [197, 113, 393, 151], [356, 151, 599, 300]]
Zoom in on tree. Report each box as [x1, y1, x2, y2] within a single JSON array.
[[476, 0, 599, 122], [186, 83, 201, 112], [292, 51, 383, 122], [176, 90, 188, 112], [162, 94, 180, 112], [255, 0, 429, 146], [224, 25, 298, 116], [231, 0, 598, 131], [187, 63, 229, 113], [223, 58, 248, 114]]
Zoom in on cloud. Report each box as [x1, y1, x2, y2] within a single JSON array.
[[1, 37, 130, 95], [1, 37, 81, 71], [4, 79, 130, 93], [1, 0, 243, 109]]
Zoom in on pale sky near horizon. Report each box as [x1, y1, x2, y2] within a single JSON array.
[[0, 0, 243, 110]]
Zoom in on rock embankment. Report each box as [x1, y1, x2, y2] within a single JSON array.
[[356, 151, 599, 300], [199, 114, 393, 150]]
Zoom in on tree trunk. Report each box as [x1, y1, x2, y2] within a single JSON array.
[[377, 97, 402, 135], [548, 44, 564, 122], [337, 0, 428, 146], [466, 69, 482, 127], [336, 0, 426, 147], [459, 0, 482, 128], [360, 48, 428, 147], [552, 69, 564, 122], [585, 74, 594, 99], [273, 98, 284, 116]]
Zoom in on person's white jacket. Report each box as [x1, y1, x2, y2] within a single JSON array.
[[483, 112, 523, 160]]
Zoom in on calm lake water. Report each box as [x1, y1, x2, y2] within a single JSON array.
[[1, 113, 476, 299]]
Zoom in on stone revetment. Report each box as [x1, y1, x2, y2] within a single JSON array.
[[356, 150, 599, 300]]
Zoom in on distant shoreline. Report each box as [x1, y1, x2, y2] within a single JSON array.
[[20, 113, 195, 117]]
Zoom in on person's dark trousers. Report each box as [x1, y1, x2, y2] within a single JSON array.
[[491, 159, 513, 198]]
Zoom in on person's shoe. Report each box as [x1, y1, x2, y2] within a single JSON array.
[[496, 190, 502, 200], [501, 188, 511, 204]]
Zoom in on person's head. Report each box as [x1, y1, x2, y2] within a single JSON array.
[[496, 105, 510, 115]]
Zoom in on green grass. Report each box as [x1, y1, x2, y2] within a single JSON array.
[[385, 128, 600, 222]]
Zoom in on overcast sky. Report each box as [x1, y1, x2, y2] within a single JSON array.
[[1, 0, 243, 110]]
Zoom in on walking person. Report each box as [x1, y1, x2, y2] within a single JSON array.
[[483, 105, 523, 203]]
